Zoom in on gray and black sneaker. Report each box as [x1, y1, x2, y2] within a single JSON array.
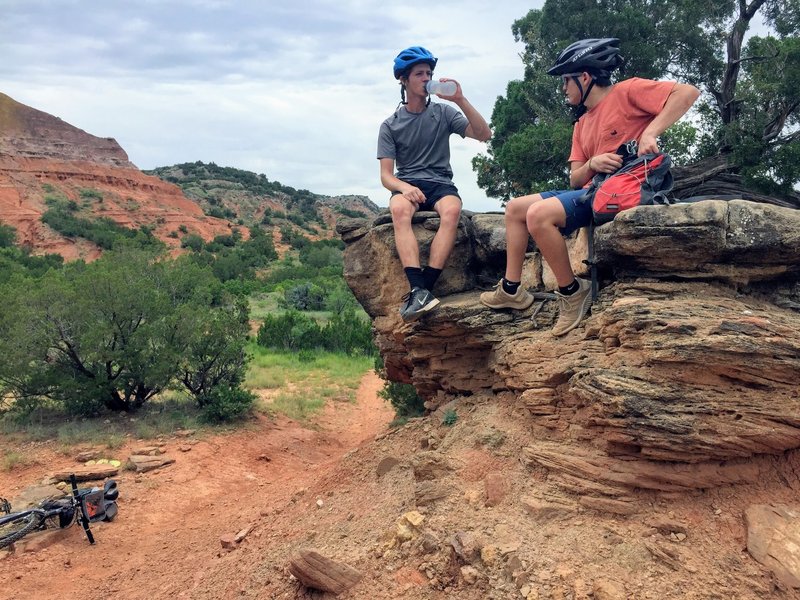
[[400, 287, 440, 322]]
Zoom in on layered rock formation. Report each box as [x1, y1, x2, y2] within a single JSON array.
[[339, 200, 800, 497], [0, 92, 231, 259]]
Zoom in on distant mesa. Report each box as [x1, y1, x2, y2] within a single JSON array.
[[0, 92, 133, 167]]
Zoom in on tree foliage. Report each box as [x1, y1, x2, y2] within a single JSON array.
[[41, 200, 165, 251], [475, 0, 800, 203], [256, 308, 375, 356], [0, 250, 252, 416]]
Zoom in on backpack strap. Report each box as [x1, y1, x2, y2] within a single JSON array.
[[583, 220, 598, 302]]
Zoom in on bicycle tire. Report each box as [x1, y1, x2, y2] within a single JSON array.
[[0, 510, 46, 549]]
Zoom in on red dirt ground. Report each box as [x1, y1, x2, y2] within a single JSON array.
[[0, 372, 393, 600], [3, 373, 800, 600]]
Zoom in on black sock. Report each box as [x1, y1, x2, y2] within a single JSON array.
[[422, 267, 442, 291], [501, 278, 521, 295], [404, 267, 426, 290], [559, 279, 580, 296]]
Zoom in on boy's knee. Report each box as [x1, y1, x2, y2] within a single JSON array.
[[390, 201, 414, 222], [526, 201, 557, 232], [438, 203, 461, 224], [506, 194, 543, 223]]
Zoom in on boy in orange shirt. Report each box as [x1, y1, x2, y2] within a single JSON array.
[[480, 38, 699, 336]]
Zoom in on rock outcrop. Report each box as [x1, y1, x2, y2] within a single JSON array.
[[339, 200, 800, 496]]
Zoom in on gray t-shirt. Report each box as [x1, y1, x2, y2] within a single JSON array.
[[377, 102, 468, 184]]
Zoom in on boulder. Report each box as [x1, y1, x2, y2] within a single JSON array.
[[745, 504, 800, 588], [288, 548, 363, 594], [339, 200, 800, 495]]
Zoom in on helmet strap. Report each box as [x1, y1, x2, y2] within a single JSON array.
[[581, 79, 596, 105], [572, 75, 596, 108], [399, 81, 431, 107]]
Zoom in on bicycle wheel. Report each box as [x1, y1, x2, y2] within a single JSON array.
[[0, 511, 45, 549]]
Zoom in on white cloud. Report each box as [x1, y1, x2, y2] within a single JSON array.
[[1, 0, 540, 211]]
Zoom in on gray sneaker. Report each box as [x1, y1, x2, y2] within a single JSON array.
[[400, 287, 440, 322], [552, 278, 592, 336], [480, 280, 534, 310]]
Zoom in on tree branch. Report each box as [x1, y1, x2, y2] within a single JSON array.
[[718, 0, 768, 124], [731, 48, 781, 66], [775, 128, 800, 145], [763, 101, 800, 142]]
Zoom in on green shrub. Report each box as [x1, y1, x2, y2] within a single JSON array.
[[321, 308, 375, 355], [378, 381, 425, 419], [0, 250, 248, 415], [256, 310, 322, 351], [41, 206, 163, 251], [283, 282, 325, 310], [181, 233, 205, 252], [198, 386, 255, 423], [79, 188, 104, 200], [442, 408, 458, 426], [298, 349, 317, 363], [336, 207, 367, 218], [0, 224, 17, 248]]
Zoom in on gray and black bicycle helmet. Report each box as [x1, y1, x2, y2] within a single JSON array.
[[548, 38, 624, 112], [547, 38, 624, 79]]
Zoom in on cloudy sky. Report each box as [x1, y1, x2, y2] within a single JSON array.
[[1, 0, 544, 212]]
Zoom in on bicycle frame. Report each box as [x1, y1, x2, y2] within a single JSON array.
[[1, 475, 118, 548]]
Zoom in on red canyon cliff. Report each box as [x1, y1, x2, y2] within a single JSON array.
[[0, 92, 233, 260]]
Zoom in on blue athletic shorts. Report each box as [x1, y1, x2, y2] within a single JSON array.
[[391, 179, 461, 211], [540, 189, 591, 236]]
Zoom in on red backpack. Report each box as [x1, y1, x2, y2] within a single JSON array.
[[582, 141, 675, 302], [586, 142, 674, 224]]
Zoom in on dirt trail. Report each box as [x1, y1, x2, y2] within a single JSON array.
[[0, 371, 393, 600]]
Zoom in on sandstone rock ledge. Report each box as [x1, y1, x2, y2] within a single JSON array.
[[338, 200, 800, 495]]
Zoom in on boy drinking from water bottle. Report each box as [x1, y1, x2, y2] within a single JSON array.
[[377, 46, 491, 322]]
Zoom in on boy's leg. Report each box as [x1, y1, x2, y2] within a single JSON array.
[[503, 193, 547, 282], [479, 193, 548, 310], [526, 191, 593, 336], [428, 195, 462, 271], [525, 197, 573, 287], [390, 194, 438, 322], [389, 194, 420, 270]]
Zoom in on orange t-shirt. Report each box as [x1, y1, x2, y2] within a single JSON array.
[[568, 77, 676, 164]]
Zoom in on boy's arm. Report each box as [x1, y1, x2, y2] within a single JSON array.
[[459, 98, 492, 142], [442, 80, 491, 142], [380, 158, 425, 205], [639, 83, 701, 155]]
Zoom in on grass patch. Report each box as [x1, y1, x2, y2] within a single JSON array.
[[247, 345, 372, 420], [0, 394, 206, 448], [248, 292, 281, 321], [2, 450, 38, 471], [269, 391, 326, 421]]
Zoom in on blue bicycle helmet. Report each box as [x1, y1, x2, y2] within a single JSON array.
[[393, 46, 438, 79]]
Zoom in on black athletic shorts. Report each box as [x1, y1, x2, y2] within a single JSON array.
[[391, 179, 461, 211]]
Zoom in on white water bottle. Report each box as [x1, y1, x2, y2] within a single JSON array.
[[426, 80, 457, 96]]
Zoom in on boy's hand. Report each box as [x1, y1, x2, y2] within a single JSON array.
[[638, 133, 660, 155], [591, 152, 623, 173]]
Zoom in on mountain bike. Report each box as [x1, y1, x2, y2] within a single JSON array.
[[0, 475, 118, 549]]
